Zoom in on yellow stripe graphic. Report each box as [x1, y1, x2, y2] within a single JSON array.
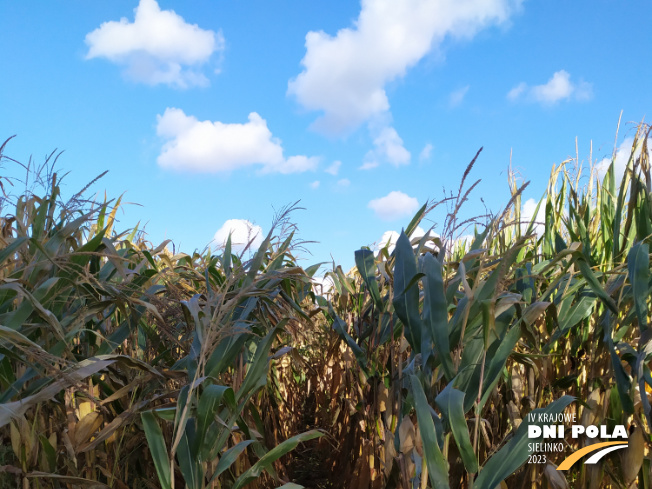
[[556, 441, 628, 470]]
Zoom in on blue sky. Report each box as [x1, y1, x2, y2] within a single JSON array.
[[1, 0, 650, 271]]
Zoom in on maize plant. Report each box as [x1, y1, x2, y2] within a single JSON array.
[[316, 123, 652, 488]]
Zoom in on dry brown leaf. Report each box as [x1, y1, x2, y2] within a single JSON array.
[[10, 421, 20, 460], [581, 388, 602, 427], [621, 426, 644, 485], [543, 463, 569, 489], [398, 415, 415, 455], [73, 412, 104, 449], [383, 429, 397, 477], [377, 383, 388, 413], [26, 472, 111, 488]]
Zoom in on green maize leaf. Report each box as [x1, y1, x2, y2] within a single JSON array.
[[462, 226, 490, 272], [635, 186, 652, 242], [42, 214, 88, 256], [236, 323, 283, 403], [421, 252, 455, 380], [222, 233, 232, 276], [474, 242, 523, 304], [173, 384, 191, 446], [126, 221, 140, 242], [393, 231, 423, 353], [554, 231, 567, 254], [575, 256, 618, 314], [355, 249, 383, 312], [150, 407, 177, 422], [141, 411, 172, 489], [414, 226, 436, 255], [544, 195, 554, 259], [304, 262, 324, 278], [181, 295, 204, 345], [38, 434, 57, 472], [410, 375, 449, 489], [435, 383, 477, 473], [278, 231, 295, 257], [197, 385, 235, 457], [325, 270, 342, 295], [232, 430, 323, 489], [480, 299, 495, 350], [234, 297, 259, 322], [604, 315, 634, 414], [637, 353, 652, 429], [524, 197, 544, 238], [206, 332, 251, 379], [267, 250, 288, 274], [0, 279, 60, 331], [546, 295, 595, 348], [330, 303, 367, 368], [96, 319, 131, 355], [568, 202, 591, 261], [207, 440, 255, 484], [479, 323, 521, 411], [628, 242, 649, 331], [177, 420, 202, 489], [0, 237, 28, 265], [336, 266, 355, 295], [455, 337, 486, 414], [377, 311, 396, 346], [245, 229, 272, 286], [96, 198, 107, 231], [405, 203, 428, 238]]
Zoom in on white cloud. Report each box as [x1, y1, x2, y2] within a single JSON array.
[[325, 160, 342, 175], [449, 85, 470, 107], [507, 70, 593, 105], [288, 0, 521, 134], [595, 137, 652, 182], [359, 160, 379, 171], [213, 219, 263, 253], [531, 71, 573, 102], [374, 226, 438, 254], [85, 0, 223, 88], [376, 230, 400, 253], [373, 126, 411, 165], [361, 124, 411, 169], [156, 108, 319, 174], [312, 275, 335, 295], [310, 180, 320, 189], [419, 143, 433, 162], [368, 191, 419, 220], [521, 197, 545, 236], [455, 234, 475, 247], [336, 178, 351, 189], [275, 155, 319, 174], [506, 82, 527, 101]]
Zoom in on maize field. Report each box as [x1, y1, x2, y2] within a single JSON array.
[[0, 121, 651, 488]]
